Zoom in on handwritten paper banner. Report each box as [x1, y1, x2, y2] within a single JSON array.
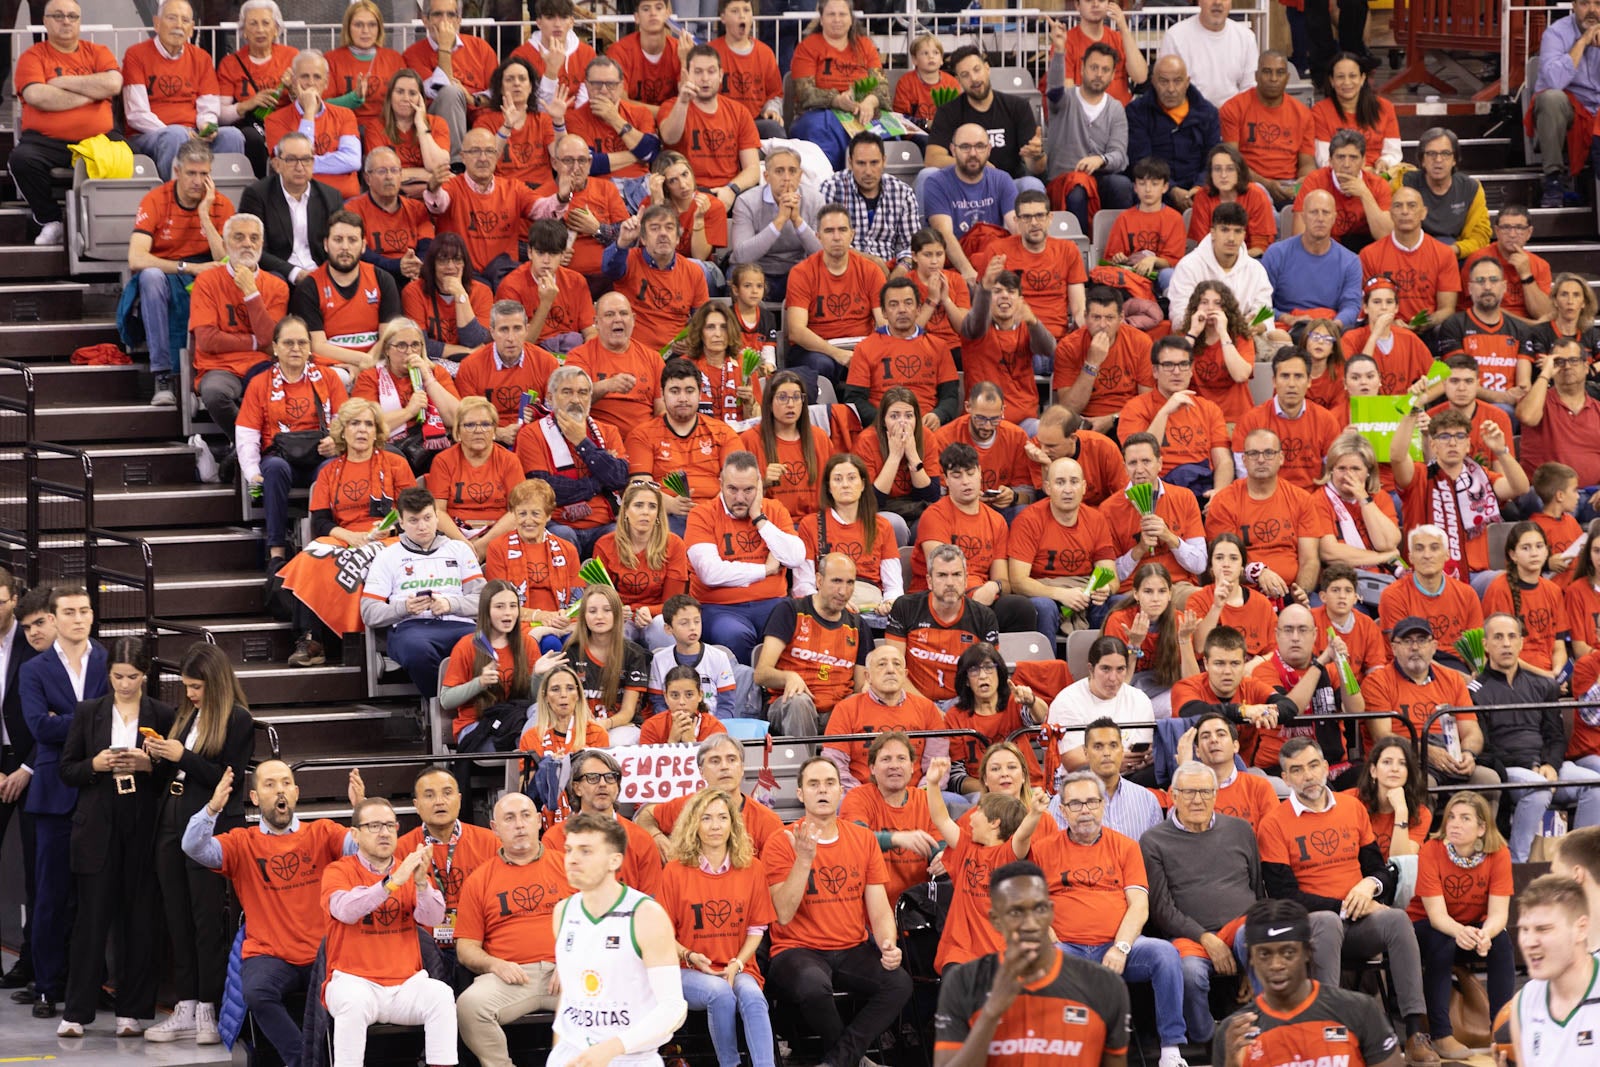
[[614, 743, 707, 804]]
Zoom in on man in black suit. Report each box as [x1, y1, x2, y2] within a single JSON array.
[[0, 576, 42, 993], [239, 131, 344, 285]]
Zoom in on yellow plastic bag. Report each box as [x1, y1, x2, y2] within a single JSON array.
[[69, 134, 134, 180]]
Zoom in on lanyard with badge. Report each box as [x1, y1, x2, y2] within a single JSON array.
[[428, 825, 460, 945]]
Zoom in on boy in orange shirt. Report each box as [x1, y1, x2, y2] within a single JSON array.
[[1531, 462, 1584, 588], [1103, 158, 1186, 293]]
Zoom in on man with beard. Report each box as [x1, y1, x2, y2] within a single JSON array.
[[887, 543, 1002, 706], [1230, 350, 1341, 491], [1256, 738, 1440, 1067], [934, 860, 1130, 1067], [974, 190, 1089, 341], [625, 358, 741, 536], [1214, 899, 1403, 1067], [601, 205, 709, 353], [345, 147, 436, 285], [1042, 35, 1134, 236], [754, 552, 870, 737], [183, 763, 359, 1067], [1099, 432, 1206, 598], [844, 276, 960, 430], [1220, 51, 1315, 206], [188, 213, 290, 437], [288, 210, 401, 379], [1053, 286, 1153, 437], [635, 733, 785, 859], [925, 46, 1044, 186], [924, 123, 1023, 286], [454, 302, 561, 445], [820, 132, 922, 274], [1119, 337, 1234, 500], [1205, 428, 1322, 593], [1431, 257, 1539, 409], [454, 793, 571, 1067], [784, 205, 887, 400], [1531, 0, 1600, 208], [1463, 206, 1551, 321], [1518, 336, 1600, 491], [656, 45, 760, 207], [541, 749, 661, 883], [931, 389, 1036, 523], [514, 365, 630, 555]]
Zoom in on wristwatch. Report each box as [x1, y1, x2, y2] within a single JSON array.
[[1114, 940, 1133, 955]]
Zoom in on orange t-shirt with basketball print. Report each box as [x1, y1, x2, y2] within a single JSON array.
[[540, 816, 661, 898], [1256, 791, 1376, 899], [1481, 575, 1570, 670], [528, 177, 631, 276], [350, 362, 461, 417], [764, 819, 888, 956], [320, 856, 425, 987], [495, 263, 595, 344], [1100, 606, 1162, 663], [1214, 769, 1281, 827], [657, 859, 776, 986], [1310, 97, 1400, 170], [1231, 401, 1343, 491], [675, 199, 730, 257], [1405, 838, 1513, 925], [346, 192, 435, 262], [656, 97, 761, 187], [1295, 167, 1391, 241], [188, 266, 291, 379], [971, 236, 1088, 340], [608, 32, 684, 106], [1190, 335, 1258, 421], [637, 710, 728, 745], [324, 46, 403, 129], [215, 43, 296, 117], [263, 102, 361, 199], [839, 784, 939, 908], [1104, 206, 1186, 266], [395, 822, 500, 924], [942, 698, 1047, 786], [1053, 326, 1156, 419], [1204, 478, 1325, 585], [483, 529, 583, 614], [625, 415, 742, 501], [453, 847, 571, 963], [1188, 184, 1279, 255], [217, 818, 349, 965], [824, 690, 945, 786], [1219, 88, 1315, 182], [1359, 235, 1463, 324], [361, 121, 452, 173], [1565, 580, 1600, 651], [307, 451, 417, 532], [800, 511, 898, 588], [910, 496, 1010, 592], [402, 34, 498, 96], [1028, 826, 1146, 945], [961, 321, 1044, 425], [1118, 389, 1232, 473], [1376, 573, 1485, 661], [684, 497, 798, 605], [470, 109, 557, 187], [1311, 607, 1389, 680], [590, 531, 689, 616], [789, 34, 880, 92], [609, 248, 711, 353], [235, 367, 348, 454], [401, 281, 494, 348], [441, 630, 540, 740], [453, 343, 561, 427], [1307, 486, 1401, 557], [16, 39, 117, 140], [1358, 663, 1476, 741], [647, 791, 785, 858], [133, 183, 235, 261], [1026, 431, 1131, 508], [1008, 501, 1118, 581], [739, 425, 833, 523], [426, 445, 523, 524], [710, 37, 783, 119], [932, 418, 1034, 500], [1097, 480, 1205, 592], [1532, 511, 1583, 589], [846, 329, 958, 416], [852, 429, 945, 499], [430, 174, 539, 272], [564, 337, 664, 432], [933, 835, 1017, 973], [1187, 586, 1283, 657], [905, 268, 971, 356], [786, 251, 886, 342], [564, 99, 659, 180], [510, 38, 596, 101]]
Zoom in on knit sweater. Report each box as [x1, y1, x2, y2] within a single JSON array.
[[1140, 812, 1262, 940], [1260, 234, 1364, 327], [1043, 53, 1129, 180]]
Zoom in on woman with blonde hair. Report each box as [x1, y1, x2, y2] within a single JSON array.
[[963, 741, 1055, 840], [427, 395, 524, 556], [325, 0, 403, 134], [656, 789, 776, 1067], [517, 661, 608, 760], [592, 482, 688, 649], [1407, 790, 1513, 1060], [350, 318, 461, 470], [1311, 430, 1402, 571], [1534, 273, 1600, 388], [143, 644, 254, 1044], [563, 584, 649, 745]]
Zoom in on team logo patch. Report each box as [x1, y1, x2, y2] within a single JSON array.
[[582, 969, 602, 994], [1063, 1005, 1088, 1025], [604, 935, 621, 949], [1578, 1031, 1594, 1047], [1323, 1027, 1348, 1042]]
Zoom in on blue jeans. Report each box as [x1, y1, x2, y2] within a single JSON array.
[[702, 598, 783, 665], [1060, 937, 1186, 1047], [131, 125, 247, 180], [1029, 594, 1113, 640], [386, 618, 476, 695], [790, 109, 852, 170], [1178, 926, 1250, 1045], [681, 968, 775, 1067], [1505, 762, 1600, 861], [260, 454, 325, 548], [1166, 462, 1215, 499], [136, 267, 179, 375], [241, 955, 313, 1067]]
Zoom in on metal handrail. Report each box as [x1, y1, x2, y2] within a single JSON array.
[[0, 358, 35, 445], [1421, 700, 1600, 796], [148, 618, 218, 699]]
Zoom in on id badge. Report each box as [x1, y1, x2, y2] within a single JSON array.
[[434, 909, 456, 945]]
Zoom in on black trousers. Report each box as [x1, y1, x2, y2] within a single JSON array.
[[65, 791, 159, 1023], [154, 798, 232, 1004], [766, 940, 913, 1067], [0, 744, 36, 976]]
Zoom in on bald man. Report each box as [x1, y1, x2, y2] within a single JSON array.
[[182, 762, 360, 1067], [1261, 188, 1365, 329], [923, 121, 1022, 283], [121, 0, 248, 179], [425, 125, 542, 289], [1009, 456, 1120, 637], [455, 792, 569, 1067], [530, 131, 632, 278], [755, 552, 872, 737], [1126, 55, 1221, 209], [1359, 185, 1461, 329]]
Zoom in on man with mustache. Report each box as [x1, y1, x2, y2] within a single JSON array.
[[188, 213, 290, 438], [288, 210, 401, 378]]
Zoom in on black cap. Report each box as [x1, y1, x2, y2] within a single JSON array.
[[1391, 615, 1433, 641]]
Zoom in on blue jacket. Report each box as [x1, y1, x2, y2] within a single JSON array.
[[20, 640, 108, 816], [1125, 85, 1222, 190]]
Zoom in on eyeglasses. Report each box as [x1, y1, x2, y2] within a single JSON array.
[[45, 12, 81, 20], [586, 79, 621, 91], [1421, 150, 1454, 161], [555, 155, 591, 167], [1497, 222, 1532, 233], [576, 771, 621, 785], [357, 820, 399, 833], [1015, 212, 1049, 223], [1062, 797, 1105, 812], [1555, 357, 1585, 368], [1171, 788, 1216, 800], [461, 147, 500, 157], [952, 142, 988, 152], [460, 421, 496, 431], [278, 155, 314, 166], [277, 338, 312, 349], [967, 662, 999, 675], [389, 340, 424, 353], [1307, 332, 1335, 345], [1394, 635, 1433, 647], [968, 412, 1002, 425], [1431, 431, 1469, 443], [367, 167, 402, 178], [1241, 449, 1280, 461], [1157, 360, 1190, 371], [771, 390, 805, 403]]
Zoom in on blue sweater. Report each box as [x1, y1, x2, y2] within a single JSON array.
[[1260, 235, 1364, 327], [1124, 85, 1220, 189]]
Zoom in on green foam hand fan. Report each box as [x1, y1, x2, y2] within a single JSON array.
[[1249, 306, 1275, 328], [852, 75, 881, 101], [1408, 310, 1432, 332], [408, 365, 426, 423], [661, 470, 691, 498], [659, 324, 689, 358], [1454, 628, 1487, 674], [372, 508, 399, 536], [1327, 627, 1361, 695], [930, 86, 959, 107], [1124, 482, 1156, 516], [564, 558, 615, 617], [740, 347, 763, 379], [1062, 565, 1118, 620]]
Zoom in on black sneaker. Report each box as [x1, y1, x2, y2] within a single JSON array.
[[1543, 171, 1565, 208], [0, 961, 32, 989], [288, 634, 325, 668], [32, 994, 56, 1019]]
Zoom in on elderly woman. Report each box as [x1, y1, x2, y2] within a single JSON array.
[[276, 396, 419, 665], [399, 231, 494, 361], [351, 317, 461, 474], [943, 642, 1047, 795], [237, 315, 348, 574], [483, 478, 583, 637], [215, 0, 297, 175], [324, 0, 404, 136], [362, 68, 451, 194], [681, 301, 757, 424], [1402, 128, 1490, 260], [1311, 430, 1402, 572], [426, 396, 523, 557]]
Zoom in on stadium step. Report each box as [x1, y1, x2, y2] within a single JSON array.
[[0, 246, 67, 279], [1525, 241, 1600, 275], [0, 318, 123, 360], [148, 568, 276, 616], [35, 400, 180, 443], [0, 281, 89, 323], [36, 481, 239, 528], [45, 442, 205, 486], [232, 661, 368, 706], [147, 614, 296, 662], [26, 363, 144, 405], [58, 525, 266, 577]]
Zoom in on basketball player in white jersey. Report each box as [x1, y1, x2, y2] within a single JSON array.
[[550, 812, 686, 1067], [1508, 875, 1598, 1067]]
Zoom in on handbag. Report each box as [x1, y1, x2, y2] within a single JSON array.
[[456, 702, 530, 753], [1448, 965, 1492, 1048], [267, 381, 327, 467]]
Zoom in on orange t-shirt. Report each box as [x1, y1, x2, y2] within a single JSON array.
[[564, 99, 658, 180], [800, 510, 898, 588], [1377, 572, 1485, 658], [1257, 792, 1376, 900], [1184, 586, 1282, 658], [1358, 663, 1476, 740], [1308, 480, 1401, 552], [893, 69, 961, 123], [308, 451, 417, 532], [431, 174, 538, 272], [17, 40, 116, 140], [510, 38, 596, 100], [532, 176, 631, 277], [350, 362, 461, 425], [1532, 511, 1582, 589], [453, 343, 560, 426], [1214, 770, 1281, 827], [441, 630, 540, 741], [739, 424, 833, 523], [764, 819, 888, 955], [1565, 580, 1600, 650], [320, 855, 424, 986], [637, 710, 728, 745], [263, 102, 361, 199], [189, 266, 291, 379], [710, 38, 783, 119], [1097, 480, 1204, 592], [452, 847, 571, 962], [1104, 206, 1186, 265], [396, 821, 501, 921], [786, 251, 886, 341], [789, 34, 880, 92], [1101, 606, 1162, 663], [1062, 25, 1134, 103], [608, 31, 684, 105], [1569, 652, 1600, 759], [1406, 839, 1513, 924], [910, 497, 1010, 592], [1311, 608, 1390, 680], [590, 532, 690, 615], [610, 248, 711, 352], [972, 236, 1088, 339], [845, 329, 958, 416], [1169, 670, 1283, 726], [932, 418, 1034, 497], [1295, 167, 1391, 240], [1220, 89, 1315, 181], [346, 192, 435, 260], [1118, 389, 1231, 473], [541, 814, 662, 897], [1311, 96, 1400, 170], [217, 819, 349, 965], [1231, 401, 1343, 490], [470, 109, 557, 186], [685, 497, 797, 605], [1008, 501, 1118, 580], [906, 267, 971, 356], [1359, 234, 1463, 323], [933, 834, 1017, 973], [1204, 478, 1325, 585], [1053, 326, 1155, 419], [647, 791, 785, 857], [217, 45, 297, 110], [839, 785, 941, 910], [483, 528, 583, 614], [361, 120, 452, 172], [943, 697, 1046, 785], [516, 720, 610, 763], [852, 428, 945, 499], [495, 264, 596, 343], [401, 34, 499, 96], [1481, 575, 1570, 670], [1030, 827, 1146, 945], [236, 366, 348, 453], [1188, 184, 1279, 254], [824, 690, 944, 785], [1190, 334, 1257, 420], [656, 97, 760, 187], [401, 280, 493, 347], [134, 183, 235, 261], [324, 46, 404, 129], [300, 261, 389, 355], [961, 321, 1044, 424], [657, 859, 776, 986], [1462, 245, 1553, 320], [564, 337, 664, 431], [626, 415, 742, 501], [1349, 796, 1432, 858]]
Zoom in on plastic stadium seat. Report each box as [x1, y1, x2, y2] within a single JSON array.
[[210, 152, 256, 206], [67, 154, 160, 274], [882, 140, 923, 183]]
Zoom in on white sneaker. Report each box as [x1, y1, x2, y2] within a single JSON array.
[[195, 1002, 220, 1045], [1158, 1048, 1189, 1067], [55, 1020, 83, 1037], [115, 1017, 143, 1037], [34, 221, 63, 246], [150, 375, 176, 408], [144, 1000, 197, 1042]]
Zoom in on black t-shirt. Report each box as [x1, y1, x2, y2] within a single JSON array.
[[573, 639, 650, 722], [927, 91, 1039, 179]]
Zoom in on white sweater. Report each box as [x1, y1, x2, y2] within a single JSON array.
[[1158, 17, 1258, 108], [1165, 233, 1275, 327]]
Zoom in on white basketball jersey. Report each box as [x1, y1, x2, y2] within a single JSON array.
[[553, 886, 659, 1052], [1516, 958, 1600, 1066]]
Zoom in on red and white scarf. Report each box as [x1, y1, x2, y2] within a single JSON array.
[[376, 364, 449, 448], [1425, 460, 1499, 579], [268, 362, 329, 430]]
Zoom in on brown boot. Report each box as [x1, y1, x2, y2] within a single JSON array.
[[1405, 1034, 1442, 1067], [1431, 1035, 1473, 1061]]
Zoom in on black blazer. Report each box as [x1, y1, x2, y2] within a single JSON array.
[[152, 705, 255, 832], [240, 174, 344, 280], [1, 625, 39, 767], [58, 694, 175, 875]]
